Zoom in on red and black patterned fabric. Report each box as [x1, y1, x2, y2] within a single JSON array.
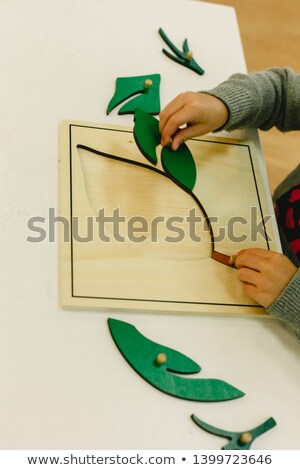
[[275, 184, 300, 262]]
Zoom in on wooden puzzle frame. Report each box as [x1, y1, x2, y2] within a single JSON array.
[[60, 120, 279, 316]]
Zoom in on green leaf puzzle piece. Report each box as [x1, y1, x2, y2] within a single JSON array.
[[161, 144, 197, 192], [108, 318, 245, 402], [159, 28, 205, 76], [133, 108, 161, 164], [191, 414, 277, 450], [133, 108, 197, 191], [107, 74, 161, 115]]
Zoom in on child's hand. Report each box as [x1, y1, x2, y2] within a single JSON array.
[[235, 248, 297, 308], [159, 92, 229, 150]]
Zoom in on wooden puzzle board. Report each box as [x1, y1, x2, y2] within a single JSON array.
[[60, 120, 279, 315]]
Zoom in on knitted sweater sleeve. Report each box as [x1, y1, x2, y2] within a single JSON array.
[[204, 67, 300, 132], [267, 269, 300, 340], [205, 67, 300, 338]]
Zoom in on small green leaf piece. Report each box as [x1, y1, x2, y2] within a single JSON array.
[[107, 74, 161, 115], [159, 28, 205, 76], [192, 415, 277, 450], [133, 108, 161, 165], [108, 318, 245, 402], [161, 144, 197, 191]]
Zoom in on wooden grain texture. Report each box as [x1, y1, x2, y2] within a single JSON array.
[[60, 120, 278, 315], [202, 0, 300, 192]]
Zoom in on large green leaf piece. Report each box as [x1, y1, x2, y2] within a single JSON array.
[[108, 318, 245, 402], [133, 108, 161, 164], [107, 74, 161, 115]]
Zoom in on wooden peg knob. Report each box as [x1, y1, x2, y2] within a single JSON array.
[[144, 79, 153, 89], [186, 51, 193, 60], [155, 353, 167, 365], [239, 432, 252, 444], [228, 254, 236, 266]]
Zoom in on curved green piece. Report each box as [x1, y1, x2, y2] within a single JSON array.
[[107, 74, 161, 115], [161, 144, 197, 191], [108, 318, 245, 402], [159, 28, 205, 76], [133, 108, 161, 164], [191, 414, 276, 450], [134, 108, 197, 191]]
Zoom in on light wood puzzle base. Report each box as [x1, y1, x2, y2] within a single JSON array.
[[60, 120, 279, 315]]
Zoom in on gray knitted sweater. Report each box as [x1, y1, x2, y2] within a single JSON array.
[[206, 67, 300, 338]]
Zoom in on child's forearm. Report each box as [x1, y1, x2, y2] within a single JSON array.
[[204, 67, 300, 132]]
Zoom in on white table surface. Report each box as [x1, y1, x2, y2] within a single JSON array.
[[1, 0, 299, 450]]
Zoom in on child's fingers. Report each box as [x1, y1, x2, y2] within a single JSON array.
[[236, 264, 268, 306], [236, 266, 260, 286], [234, 249, 297, 308], [159, 112, 187, 147], [235, 248, 273, 259], [159, 95, 186, 133], [159, 107, 195, 147], [242, 282, 258, 300], [170, 123, 207, 150], [235, 251, 268, 272]]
